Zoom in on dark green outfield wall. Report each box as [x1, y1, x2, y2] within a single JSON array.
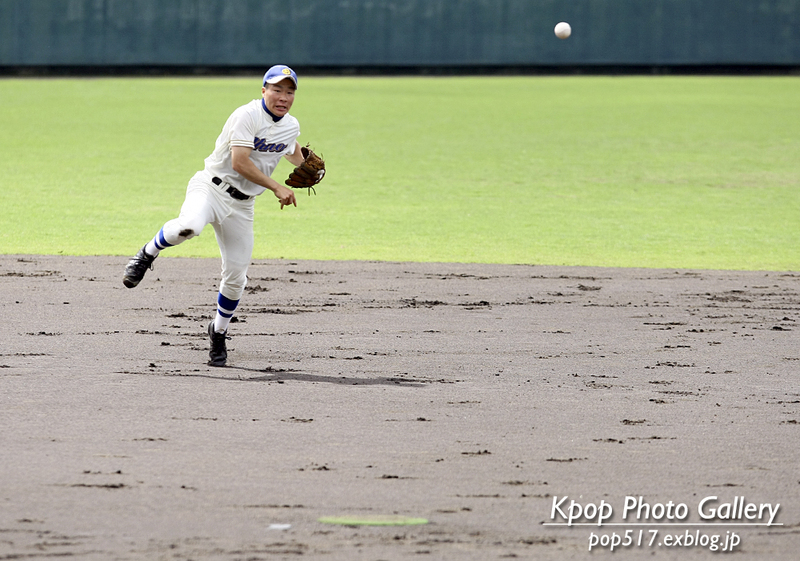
[[2, 0, 799, 67]]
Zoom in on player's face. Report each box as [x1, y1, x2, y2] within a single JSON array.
[[262, 79, 296, 117]]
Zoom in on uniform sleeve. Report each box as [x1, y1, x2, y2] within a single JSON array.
[[285, 118, 300, 155], [228, 107, 257, 149]]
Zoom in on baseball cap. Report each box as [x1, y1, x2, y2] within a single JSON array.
[[263, 65, 298, 88]]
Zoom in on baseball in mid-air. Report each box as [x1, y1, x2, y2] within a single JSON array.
[[554, 21, 572, 39]]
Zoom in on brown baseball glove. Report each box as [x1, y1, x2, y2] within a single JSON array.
[[285, 145, 326, 194]]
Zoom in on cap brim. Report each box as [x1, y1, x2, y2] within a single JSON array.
[[265, 76, 297, 87]]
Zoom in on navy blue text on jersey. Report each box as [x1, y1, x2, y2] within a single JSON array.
[[254, 137, 287, 153]]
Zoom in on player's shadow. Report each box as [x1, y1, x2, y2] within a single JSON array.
[[187, 365, 427, 387]]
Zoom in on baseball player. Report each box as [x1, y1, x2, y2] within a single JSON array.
[[122, 65, 324, 367]]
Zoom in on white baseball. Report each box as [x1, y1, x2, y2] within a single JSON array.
[[554, 22, 572, 39]]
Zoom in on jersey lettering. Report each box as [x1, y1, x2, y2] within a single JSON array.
[[253, 137, 287, 153]]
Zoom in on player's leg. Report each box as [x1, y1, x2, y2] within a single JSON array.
[[145, 178, 217, 255], [207, 201, 255, 367], [123, 174, 217, 288], [213, 201, 255, 334]]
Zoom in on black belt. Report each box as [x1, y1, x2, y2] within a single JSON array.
[[212, 176, 251, 200]]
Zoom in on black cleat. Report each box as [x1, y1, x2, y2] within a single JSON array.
[[208, 321, 228, 367], [123, 246, 156, 288]]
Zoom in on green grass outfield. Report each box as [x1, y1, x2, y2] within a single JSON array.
[[1, 76, 798, 270]]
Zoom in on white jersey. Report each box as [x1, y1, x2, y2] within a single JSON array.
[[204, 99, 300, 197]]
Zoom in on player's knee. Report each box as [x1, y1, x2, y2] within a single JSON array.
[[176, 218, 204, 239], [221, 270, 248, 297], [163, 219, 203, 244]]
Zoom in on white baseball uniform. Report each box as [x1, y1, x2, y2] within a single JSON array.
[[123, 64, 305, 367], [144, 98, 300, 317]]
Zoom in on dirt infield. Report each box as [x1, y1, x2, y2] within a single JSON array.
[[1, 255, 798, 560]]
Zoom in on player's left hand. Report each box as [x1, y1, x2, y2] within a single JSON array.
[[285, 145, 326, 194]]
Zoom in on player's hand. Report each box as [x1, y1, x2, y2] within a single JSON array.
[[274, 185, 297, 209]]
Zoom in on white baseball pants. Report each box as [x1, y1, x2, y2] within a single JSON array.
[[160, 171, 254, 302]]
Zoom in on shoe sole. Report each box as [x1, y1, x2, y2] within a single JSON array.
[[123, 278, 139, 288]]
